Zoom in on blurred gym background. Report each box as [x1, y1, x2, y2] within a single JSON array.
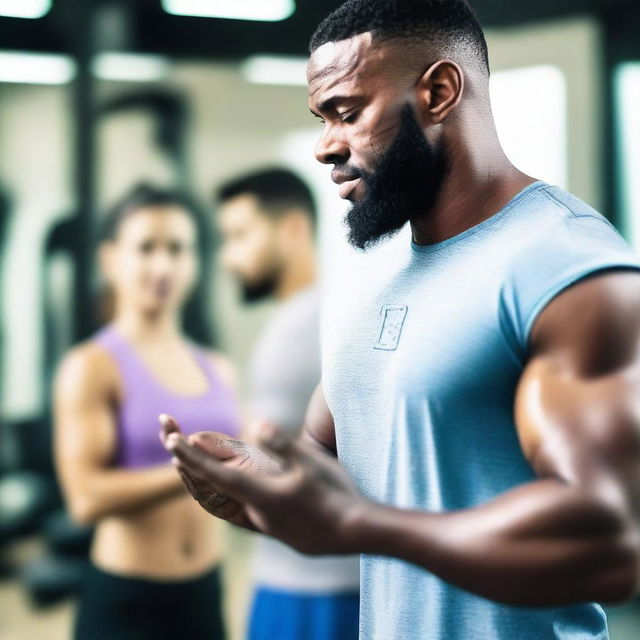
[[1, 1, 640, 638]]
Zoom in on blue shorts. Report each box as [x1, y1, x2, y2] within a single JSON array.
[[247, 586, 359, 640]]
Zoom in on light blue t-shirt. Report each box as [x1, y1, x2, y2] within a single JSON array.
[[322, 181, 640, 640]]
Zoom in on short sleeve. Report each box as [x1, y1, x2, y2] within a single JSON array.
[[499, 214, 640, 362]]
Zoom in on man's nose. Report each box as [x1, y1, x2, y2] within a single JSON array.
[[314, 125, 349, 165]]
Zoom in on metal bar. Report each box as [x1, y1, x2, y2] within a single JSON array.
[[71, 0, 97, 341]]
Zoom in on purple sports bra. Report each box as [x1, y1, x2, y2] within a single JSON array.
[[94, 326, 241, 469]]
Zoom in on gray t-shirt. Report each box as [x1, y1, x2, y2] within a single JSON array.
[[249, 284, 360, 593]]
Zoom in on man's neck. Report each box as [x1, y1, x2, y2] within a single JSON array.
[[411, 114, 536, 247], [275, 248, 317, 301]]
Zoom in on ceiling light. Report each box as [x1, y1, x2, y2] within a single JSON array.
[[242, 55, 307, 86], [0, 51, 75, 84], [162, 0, 295, 22], [0, 0, 51, 19], [92, 53, 169, 82]]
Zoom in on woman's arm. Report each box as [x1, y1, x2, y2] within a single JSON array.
[[54, 343, 184, 525]]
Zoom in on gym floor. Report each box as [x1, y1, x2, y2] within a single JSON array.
[[2, 534, 640, 640]]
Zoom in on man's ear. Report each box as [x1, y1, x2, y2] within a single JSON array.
[[415, 59, 464, 125], [278, 210, 312, 242]]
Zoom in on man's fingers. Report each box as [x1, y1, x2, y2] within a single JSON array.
[[256, 421, 322, 473], [255, 421, 299, 467], [189, 431, 251, 461], [167, 435, 262, 501], [159, 414, 182, 445], [173, 459, 198, 495]]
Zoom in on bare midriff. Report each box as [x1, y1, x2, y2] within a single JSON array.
[[92, 492, 222, 580]]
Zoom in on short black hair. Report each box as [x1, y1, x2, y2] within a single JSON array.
[[310, 0, 489, 76], [217, 168, 317, 226], [100, 182, 203, 241]]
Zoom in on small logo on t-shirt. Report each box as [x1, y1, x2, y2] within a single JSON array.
[[374, 305, 408, 351]]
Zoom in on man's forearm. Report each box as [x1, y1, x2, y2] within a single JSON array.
[[353, 479, 640, 606]]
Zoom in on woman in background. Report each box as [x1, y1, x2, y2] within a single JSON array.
[[54, 184, 240, 639]]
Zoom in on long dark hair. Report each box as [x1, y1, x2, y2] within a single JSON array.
[[97, 183, 214, 345]]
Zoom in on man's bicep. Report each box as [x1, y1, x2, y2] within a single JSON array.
[[301, 382, 337, 454], [515, 271, 640, 487]]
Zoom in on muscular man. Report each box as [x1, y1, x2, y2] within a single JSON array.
[[215, 169, 360, 640], [161, 2, 640, 638]]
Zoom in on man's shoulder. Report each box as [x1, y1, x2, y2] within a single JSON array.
[[273, 285, 321, 327], [257, 286, 320, 353], [497, 186, 640, 357], [535, 185, 605, 220], [507, 185, 631, 266]]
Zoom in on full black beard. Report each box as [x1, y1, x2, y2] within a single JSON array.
[[344, 104, 448, 250], [240, 272, 278, 303]]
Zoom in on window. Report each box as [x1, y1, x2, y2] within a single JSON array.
[[615, 63, 640, 248], [490, 65, 567, 188]]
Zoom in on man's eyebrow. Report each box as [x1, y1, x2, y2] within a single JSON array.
[[310, 94, 357, 117]]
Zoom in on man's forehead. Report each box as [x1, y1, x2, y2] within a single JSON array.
[[307, 33, 382, 97], [220, 194, 262, 219]]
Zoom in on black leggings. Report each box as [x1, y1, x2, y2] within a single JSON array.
[[74, 564, 226, 640]]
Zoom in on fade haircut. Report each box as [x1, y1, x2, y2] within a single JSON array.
[[309, 0, 490, 76], [217, 168, 317, 228]]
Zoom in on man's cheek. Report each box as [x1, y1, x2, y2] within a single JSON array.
[[362, 113, 398, 152]]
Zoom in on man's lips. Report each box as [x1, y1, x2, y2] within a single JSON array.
[[332, 170, 362, 199], [338, 177, 362, 199]]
